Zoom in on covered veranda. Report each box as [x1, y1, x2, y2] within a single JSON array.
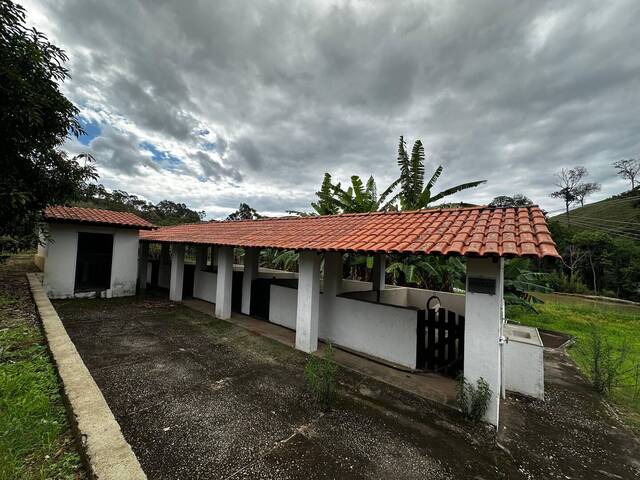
[[138, 206, 559, 426]]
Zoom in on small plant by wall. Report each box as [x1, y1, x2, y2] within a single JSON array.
[[304, 343, 338, 411], [456, 375, 492, 423]]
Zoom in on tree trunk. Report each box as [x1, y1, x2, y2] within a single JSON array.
[[565, 200, 570, 227], [589, 254, 597, 294]]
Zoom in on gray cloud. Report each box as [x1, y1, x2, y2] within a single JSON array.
[[24, 0, 640, 217]]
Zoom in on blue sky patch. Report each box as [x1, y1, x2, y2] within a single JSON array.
[[202, 141, 216, 151], [140, 141, 182, 170], [76, 117, 101, 145]]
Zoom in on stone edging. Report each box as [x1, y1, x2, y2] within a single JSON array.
[[26, 273, 147, 480]]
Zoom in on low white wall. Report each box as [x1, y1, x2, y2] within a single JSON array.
[[194, 270, 217, 303], [504, 325, 544, 400], [268, 284, 418, 369], [43, 223, 139, 299], [322, 295, 418, 368], [269, 285, 298, 329]]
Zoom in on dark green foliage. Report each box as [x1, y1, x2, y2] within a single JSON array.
[[0, 0, 97, 252], [76, 184, 205, 225], [456, 375, 492, 423], [304, 344, 338, 410], [503, 258, 551, 312], [488, 194, 533, 208], [547, 219, 640, 301], [226, 203, 262, 221], [386, 255, 465, 292]]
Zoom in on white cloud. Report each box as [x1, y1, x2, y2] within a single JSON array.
[[20, 0, 640, 218]]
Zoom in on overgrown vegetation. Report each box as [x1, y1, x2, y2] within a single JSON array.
[[578, 326, 629, 396], [509, 295, 640, 430], [304, 343, 338, 411], [456, 375, 492, 423], [0, 255, 84, 479]]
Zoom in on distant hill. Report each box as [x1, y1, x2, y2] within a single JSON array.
[[551, 189, 640, 241]]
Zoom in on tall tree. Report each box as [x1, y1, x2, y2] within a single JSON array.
[[489, 194, 533, 208], [227, 203, 262, 221], [396, 136, 486, 210], [1, 0, 96, 251], [574, 182, 601, 207], [550, 167, 587, 225], [613, 158, 640, 190]]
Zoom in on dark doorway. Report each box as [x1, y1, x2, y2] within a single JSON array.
[[231, 271, 243, 312], [250, 278, 272, 319], [74, 232, 114, 291], [183, 264, 195, 298]]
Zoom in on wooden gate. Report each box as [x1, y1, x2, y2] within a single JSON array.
[[416, 308, 465, 376]]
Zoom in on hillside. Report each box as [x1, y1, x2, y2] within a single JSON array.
[[551, 189, 640, 241]]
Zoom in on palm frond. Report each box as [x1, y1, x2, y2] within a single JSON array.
[[430, 180, 487, 203]]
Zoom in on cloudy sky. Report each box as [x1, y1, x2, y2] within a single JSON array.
[[22, 0, 640, 218]]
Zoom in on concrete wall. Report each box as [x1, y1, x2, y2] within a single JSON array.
[[43, 223, 139, 299], [269, 283, 418, 369], [342, 286, 465, 316], [504, 324, 544, 400]]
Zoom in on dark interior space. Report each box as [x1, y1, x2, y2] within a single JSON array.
[[74, 232, 114, 291]]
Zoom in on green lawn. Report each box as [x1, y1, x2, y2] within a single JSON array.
[[508, 293, 640, 431], [0, 255, 84, 480]]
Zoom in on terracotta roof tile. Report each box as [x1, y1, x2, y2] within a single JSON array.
[[44, 206, 156, 230], [139, 206, 560, 258]]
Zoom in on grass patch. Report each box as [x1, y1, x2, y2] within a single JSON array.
[[0, 256, 84, 480], [508, 296, 640, 431]]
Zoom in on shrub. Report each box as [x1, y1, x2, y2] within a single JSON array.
[[578, 325, 629, 396], [456, 375, 492, 423], [304, 343, 338, 411], [545, 271, 588, 294]]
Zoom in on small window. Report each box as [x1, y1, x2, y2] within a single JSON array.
[[74, 232, 114, 291]]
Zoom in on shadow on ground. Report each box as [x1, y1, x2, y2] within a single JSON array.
[[53, 294, 640, 479]]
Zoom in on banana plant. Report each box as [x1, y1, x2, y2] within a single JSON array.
[[397, 136, 486, 210]]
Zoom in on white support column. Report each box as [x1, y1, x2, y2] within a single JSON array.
[[372, 253, 386, 291], [323, 251, 343, 297], [241, 247, 259, 315], [295, 250, 321, 353], [138, 242, 149, 291], [215, 246, 234, 320], [169, 244, 185, 301], [463, 257, 504, 427]]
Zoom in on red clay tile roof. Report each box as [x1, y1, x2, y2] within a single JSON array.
[[140, 206, 560, 258], [44, 206, 156, 230]]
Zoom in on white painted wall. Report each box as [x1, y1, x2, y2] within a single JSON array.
[[193, 270, 217, 302], [43, 223, 139, 299], [503, 324, 544, 400], [269, 283, 418, 369]]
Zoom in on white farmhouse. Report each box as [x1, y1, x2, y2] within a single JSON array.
[[35, 206, 155, 299]]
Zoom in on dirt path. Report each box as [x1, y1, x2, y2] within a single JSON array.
[[500, 347, 640, 479]]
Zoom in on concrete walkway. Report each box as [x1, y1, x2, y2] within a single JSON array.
[[183, 298, 457, 407], [26, 273, 147, 480]]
